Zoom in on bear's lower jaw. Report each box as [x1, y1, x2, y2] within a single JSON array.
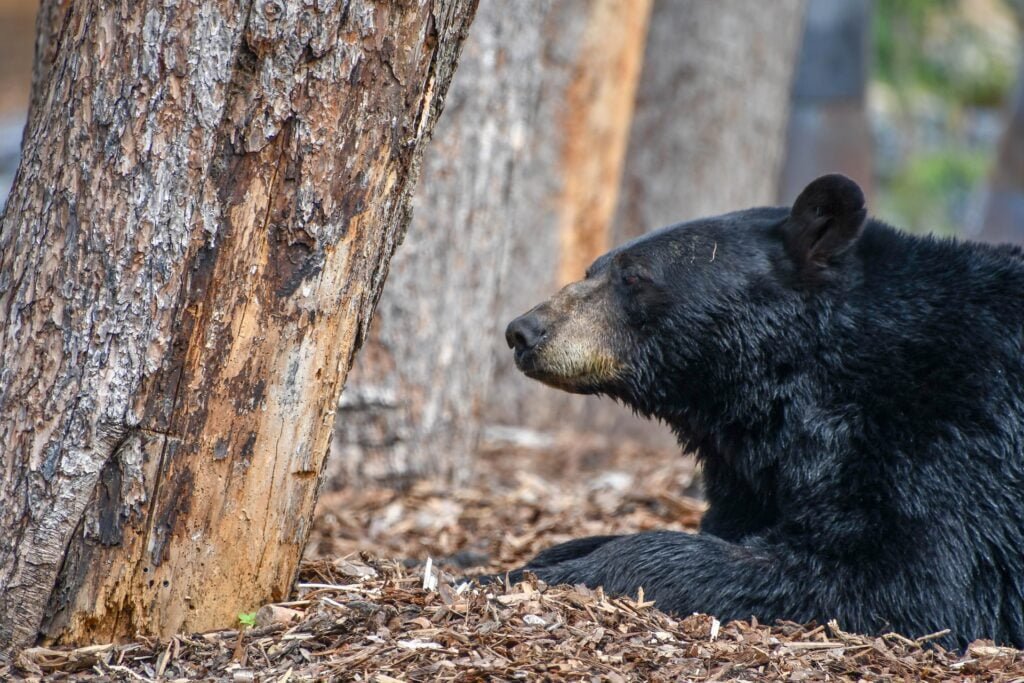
[[522, 367, 600, 395], [514, 346, 622, 395]]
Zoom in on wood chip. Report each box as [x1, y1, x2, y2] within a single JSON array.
[[11, 448, 1023, 681]]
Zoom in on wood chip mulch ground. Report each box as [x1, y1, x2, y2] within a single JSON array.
[[6, 443, 1024, 681]]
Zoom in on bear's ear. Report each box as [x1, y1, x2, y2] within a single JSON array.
[[784, 174, 867, 269]]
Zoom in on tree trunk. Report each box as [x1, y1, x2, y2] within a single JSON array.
[[0, 0, 476, 652], [978, 55, 1024, 244], [331, 0, 655, 486], [480, 0, 662, 448], [614, 0, 806, 242], [329, 1, 552, 486], [778, 0, 873, 204]]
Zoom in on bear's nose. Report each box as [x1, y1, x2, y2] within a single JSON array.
[[506, 314, 547, 351]]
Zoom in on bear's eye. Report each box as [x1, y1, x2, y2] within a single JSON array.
[[622, 273, 641, 287]]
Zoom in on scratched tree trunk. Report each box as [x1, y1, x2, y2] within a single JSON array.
[[0, 0, 476, 651], [331, 0, 655, 486], [613, 0, 806, 242]]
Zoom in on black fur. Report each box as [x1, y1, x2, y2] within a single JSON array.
[[495, 175, 1024, 650]]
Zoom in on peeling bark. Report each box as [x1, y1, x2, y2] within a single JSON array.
[[613, 0, 806, 241], [27, 0, 72, 119], [0, 0, 476, 650]]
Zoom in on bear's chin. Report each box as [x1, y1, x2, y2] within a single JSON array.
[[522, 368, 601, 395]]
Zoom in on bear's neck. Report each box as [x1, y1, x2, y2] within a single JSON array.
[[641, 312, 835, 496], [670, 383, 790, 478]]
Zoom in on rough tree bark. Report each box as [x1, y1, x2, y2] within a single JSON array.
[[613, 0, 806, 242], [332, 0, 654, 485], [778, 0, 873, 204], [27, 0, 72, 120], [0, 0, 476, 651]]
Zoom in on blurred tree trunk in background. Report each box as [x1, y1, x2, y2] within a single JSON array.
[[480, 0, 663, 456], [778, 0, 873, 204], [332, 0, 653, 486], [614, 0, 806, 241], [978, 4, 1024, 244], [328, 1, 551, 486], [482, 0, 804, 455], [0, 0, 476, 651]]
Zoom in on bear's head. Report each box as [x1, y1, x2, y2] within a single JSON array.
[[505, 174, 867, 427]]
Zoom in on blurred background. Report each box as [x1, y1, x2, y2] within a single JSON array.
[[1, 0, 1022, 497]]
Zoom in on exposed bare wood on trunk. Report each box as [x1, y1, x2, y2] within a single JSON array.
[[555, 0, 650, 287], [330, 0, 653, 486], [613, 0, 806, 243], [483, 0, 667, 448], [0, 0, 476, 651]]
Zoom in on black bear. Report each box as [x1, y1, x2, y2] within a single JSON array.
[[498, 174, 1024, 650]]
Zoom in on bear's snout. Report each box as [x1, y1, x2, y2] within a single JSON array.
[[503, 276, 624, 394], [506, 313, 547, 352]]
